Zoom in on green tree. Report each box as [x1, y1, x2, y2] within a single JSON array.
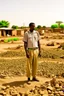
[[21, 26, 26, 29], [60, 24, 64, 33], [0, 20, 10, 28], [60, 24, 64, 28], [56, 21, 63, 28], [42, 26, 46, 28], [12, 25, 18, 29], [51, 24, 58, 29], [37, 25, 41, 29], [51, 24, 58, 32]]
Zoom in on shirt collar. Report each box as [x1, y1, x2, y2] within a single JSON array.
[[29, 30, 35, 33]]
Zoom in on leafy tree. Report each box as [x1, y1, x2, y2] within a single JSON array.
[[60, 24, 64, 28], [51, 24, 58, 29], [56, 21, 63, 28], [60, 24, 64, 33], [51, 24, 58, 32], [0, 20, 10, 28], [21, 26, 26, 29], [37, 25, 41, 29], [12, 25, 18, 29], [42, 26, 46, 28]]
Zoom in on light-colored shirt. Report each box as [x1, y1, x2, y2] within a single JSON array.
[[24, 30, 40, 48]]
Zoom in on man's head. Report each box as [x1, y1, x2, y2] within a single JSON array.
[[29, 22, 35, 32]]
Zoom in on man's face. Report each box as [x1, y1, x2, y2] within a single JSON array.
[[30, 24, 35, 31]]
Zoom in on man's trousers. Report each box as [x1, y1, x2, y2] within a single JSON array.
[[26, 49, 39, 78]]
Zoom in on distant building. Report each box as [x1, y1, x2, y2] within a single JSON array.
[[0, 27, 24, 37]]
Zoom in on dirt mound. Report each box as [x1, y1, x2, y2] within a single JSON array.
[[0, 50, 25, 57]]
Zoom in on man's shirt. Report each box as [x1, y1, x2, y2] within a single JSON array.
[[24, 30, 40, 48]]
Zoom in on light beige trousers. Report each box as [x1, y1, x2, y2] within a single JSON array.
[[26, 49, 39, 78]]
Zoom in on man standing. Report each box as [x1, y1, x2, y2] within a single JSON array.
[[24, 22, 41, 81]]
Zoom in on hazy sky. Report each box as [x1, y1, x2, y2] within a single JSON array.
[[0, 0, 64, 27]]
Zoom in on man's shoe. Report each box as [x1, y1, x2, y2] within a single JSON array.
[[32, 77, 39, 82], [28, 78, 30, 81]]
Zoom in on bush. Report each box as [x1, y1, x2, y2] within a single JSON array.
[[4, 37, 19, 43], [12, 25, 18, 29], [13, 37, 19, 41], [8, 38, 13, 42], [4, 39, 8, 43]]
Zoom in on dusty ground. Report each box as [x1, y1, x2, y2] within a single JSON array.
[[0, 33, 64, 95]]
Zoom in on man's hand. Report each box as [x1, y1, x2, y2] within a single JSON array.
[[38, 50, 41, 57], [26, 51, 30, 58]]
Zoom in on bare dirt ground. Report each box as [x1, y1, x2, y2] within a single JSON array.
[[0, 33, 64, 95]]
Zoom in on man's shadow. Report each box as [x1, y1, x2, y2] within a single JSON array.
[[2, 80, 30, 87]]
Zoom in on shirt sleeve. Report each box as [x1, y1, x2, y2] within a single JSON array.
[[23, 32, 28, 42], [37, 31, 40, 41]]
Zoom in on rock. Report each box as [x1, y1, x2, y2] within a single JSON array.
[[39, 90, 44, 95], [0, 85, 6, 90], [43, 94, 48, 96], [16, 45, 22, 49], [46, 42, 54, 46], [4, 76, 10, 79], [40, 85, 47, 89], [47, 90, 52, 94], [0, 91, 6, 95], [50, 76, 56, 87], [40, 90, 48, 95], [34, 90, 38, 94], [60, 56, 64, 59], [24, 90, 30, 96], [5, 94, 11, 96], [61, 73, 64, 77], [47, 86, 53, 91], [19, 92, 24, 96], [0, 74, 6, 78], [6, 85, 10, 89], [1, 39, 4, 42], [0, 95, 4, 96], [23, 83, 28, 88], [58, 91, 64, 96], [4, 89, 10, 94], [55, 84, 60, 89], [10, 90, 18, 96]]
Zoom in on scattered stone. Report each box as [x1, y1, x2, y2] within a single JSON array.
[[0, 85, 6, 90], [10, 90, 18, 96], [59, 91, 64, 96], [0, 74, 6, 78], [50, 76, 56, 87], [46, 42, 55, 46], [61, 73, 64, 77], [60, 55, 64, 59], [0, 91, 6, 95], [6, 85, 10, 89], [55, 83, 60, 88], [47, 86, 53, 91]]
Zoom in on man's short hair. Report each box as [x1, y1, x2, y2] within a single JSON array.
[[29, 22, 35, 27]]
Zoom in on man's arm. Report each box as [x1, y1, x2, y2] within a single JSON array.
[[24, 42, 30, 58], [24, 42, 28, 53], [23, 32, 30, 58], [38, 40, 41, 57], [37, 31, 41, 56]]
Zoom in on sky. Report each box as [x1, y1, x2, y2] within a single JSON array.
[[0, 0, 64, 27]]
